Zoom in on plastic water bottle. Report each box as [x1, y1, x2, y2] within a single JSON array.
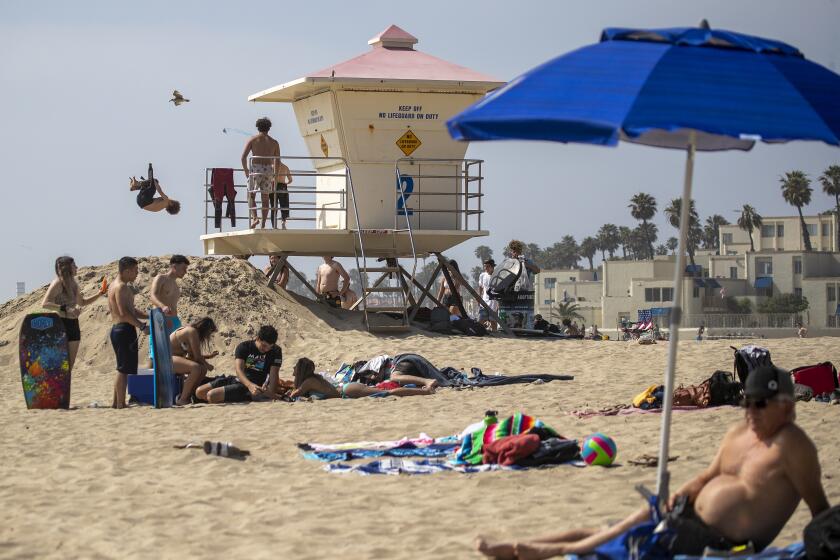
[[203, 441, 250, 460]]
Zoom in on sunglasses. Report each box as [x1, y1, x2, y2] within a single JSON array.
[[741, 398, 770, 409]]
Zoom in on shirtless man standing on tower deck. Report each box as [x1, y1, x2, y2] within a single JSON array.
[[241, 117, 281, 229], [315, 256, 350, 308], [477, 365, 830, 559]]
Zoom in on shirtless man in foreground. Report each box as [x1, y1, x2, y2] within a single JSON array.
[[241, 117, 281, 229], [477, 365, 830, 559], [150, 254, 189, 336], [315, 256, 350, 308], [107, 257, 149, 409]]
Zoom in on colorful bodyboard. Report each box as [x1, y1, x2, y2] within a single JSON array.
[[19, 313, 71, 409], [150, 308, 177, 408]]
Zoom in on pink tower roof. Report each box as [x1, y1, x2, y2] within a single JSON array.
[[249, 25, 504, 102]]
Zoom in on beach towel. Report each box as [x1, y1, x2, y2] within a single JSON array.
[[569, 542, 805, 560], [299, 442, 459, 462], [454, 412, 558, 465], [301, 433, 455, 453], [483, 433, 541, 466], [568, 405, 704, 419], [325, 457, 585, 476]]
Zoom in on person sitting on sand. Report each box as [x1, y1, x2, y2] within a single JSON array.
[[263, 255, 289, 290], [170, 317, 219, 405], [476, 365, 829, 559], [533, 314, 549, 331], [195, 325, 282, 403], [289, 357, 434, 400], [315, 256, 350, 308], [130, 177, 180, 214], [587, 324, 602, 340], [796, 322, 808, 338]]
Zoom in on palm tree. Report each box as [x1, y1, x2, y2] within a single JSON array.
[[618, 226, 632, 259], [819, 165, 840, 250], [579, 236, 598, 270], [474, 245, 493, 264], [737, 204, 763, 252], [703, 214, 730, 254], [597, 224, 620, 260], [664, 198, 700, 268], [635, 222, 658, 260], [780, 170, 813, 251], [629, 192, 657, 259], [666, 237, 678, 254], [550, 300, 583, 323]]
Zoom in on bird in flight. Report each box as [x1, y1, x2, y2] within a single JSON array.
[[170, 90, 190, 106]]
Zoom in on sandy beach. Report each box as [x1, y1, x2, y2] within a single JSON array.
[[1, 257, 838, 559]]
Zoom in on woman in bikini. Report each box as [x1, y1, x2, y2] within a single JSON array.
[[436, 259, 464, 308], [169, 317, 218, 405], [130, 177, 181, 215], [41, 256, 108, 373], [289, 358, 434, 400]]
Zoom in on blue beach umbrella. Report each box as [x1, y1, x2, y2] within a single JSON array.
[[448, 24, 840, 504]]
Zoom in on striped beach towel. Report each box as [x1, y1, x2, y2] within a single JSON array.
[[454, 412, 558, 465]]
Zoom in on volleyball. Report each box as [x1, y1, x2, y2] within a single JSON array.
[[581, 433, 617, 466]]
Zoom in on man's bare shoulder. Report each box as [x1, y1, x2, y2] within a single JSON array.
[[775, 422, 816, 452]]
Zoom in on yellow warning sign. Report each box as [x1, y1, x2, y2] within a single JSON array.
[[320, 134, 329, 157], [396, 129, 421, 156]]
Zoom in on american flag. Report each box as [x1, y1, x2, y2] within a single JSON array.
[[636, 309, 653, 330]]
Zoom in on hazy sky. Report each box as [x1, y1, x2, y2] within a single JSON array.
[[2, 0, 839, 302]]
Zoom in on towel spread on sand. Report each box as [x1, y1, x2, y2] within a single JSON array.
[[568, 405, 705, 419], [454, 412, 558, 465], [300, 442, 459, 462], [300, 434, 456, 452], [325, 457, 585, 475], [567, 538, 805, 560]]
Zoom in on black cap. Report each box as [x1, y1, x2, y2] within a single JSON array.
[[170, 254, 190, 265], [744, 365, 794, 400], [484, 259, 495, 266]]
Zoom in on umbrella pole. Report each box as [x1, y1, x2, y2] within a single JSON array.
[[655, 131, 696, 505]]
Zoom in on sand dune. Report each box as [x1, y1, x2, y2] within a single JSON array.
[[0, 257, 837, 559]]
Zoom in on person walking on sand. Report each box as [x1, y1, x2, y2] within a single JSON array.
[[129, 176, 180, 215], [241, 117, 281, 229], [315, 256, 350, 308], [41, 256, 108, 374], [477, 365, 829, 559], [170, 317, 218, 406], [107, 257, 149, 409]]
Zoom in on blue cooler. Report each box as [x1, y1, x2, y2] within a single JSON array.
[[128, 369, 183, 405]]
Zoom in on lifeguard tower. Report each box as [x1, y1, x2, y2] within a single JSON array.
[[201, 25, 504, 332]]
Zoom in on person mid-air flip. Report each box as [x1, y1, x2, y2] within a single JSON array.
[[130, 176, 181, 214]]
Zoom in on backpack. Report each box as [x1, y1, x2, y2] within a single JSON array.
[[707, 371, 743, 406], [429, 307, 451, 333], [731, 345, 772, 386], [488, 258, 522, 298], [790, 362, 839, 397], [672, 382, 711, 407]]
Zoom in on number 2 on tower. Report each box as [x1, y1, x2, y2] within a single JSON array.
[[396, 175, 414, 216]]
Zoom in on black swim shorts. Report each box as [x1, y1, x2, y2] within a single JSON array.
[[110, 323, 138, 375], [208, 375, 252, 403], [61, 317, 81, 342], [668, 503, 741, 555], [136, 180, 156, 209]]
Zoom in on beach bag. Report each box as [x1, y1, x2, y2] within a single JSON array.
[[731, 345, 772, 386], [672, 382, 711, 408], [487, 258, 521, 298], [451, 318, 487, 337], [804, 505, 840, 560], [707, 371, 742, 406], [790, 362, 838, 397], [429, 307, 451, 333], [516, 437, 581, 467]]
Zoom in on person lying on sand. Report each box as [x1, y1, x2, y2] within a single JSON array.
[[195, 325, 281, 403], [130, 176, 180, 214], [170, 317, 218, 405], [289, 358, 434, 400], [476, 365, 829, 559]]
